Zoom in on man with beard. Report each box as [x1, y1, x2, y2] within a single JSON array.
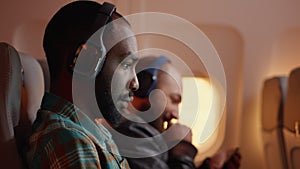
[[25, 1, 139, 169], [112, 55, 241, 169]]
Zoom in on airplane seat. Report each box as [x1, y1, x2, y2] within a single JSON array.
[[0, 42, 45, 168], [261, 76, 288, 169], [0, 42, 25, 168], [18, 52, 44, 128], [283, 67, 300, 169], [37, 59, 50, 92]]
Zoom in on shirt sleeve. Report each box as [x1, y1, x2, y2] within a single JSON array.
[[114, 121, 197, 169], [196, 158, 211, 169], [168, 140, 198, 169], [34, 127, 102, 169]]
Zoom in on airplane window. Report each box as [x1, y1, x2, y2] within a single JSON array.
[[178, 77, 225, 157]]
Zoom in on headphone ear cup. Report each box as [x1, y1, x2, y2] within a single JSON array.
[[133, 56, 170, 98], [134, 70, 156, 98], [66, 2, 115, 77], [71, 43, 104, 78]]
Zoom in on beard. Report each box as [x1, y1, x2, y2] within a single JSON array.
[[95, 75, 122, 127]]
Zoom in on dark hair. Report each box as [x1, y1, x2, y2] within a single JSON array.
[[43, 1, 123, 80]]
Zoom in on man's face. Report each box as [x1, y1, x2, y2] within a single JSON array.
[[149, 64, 182, 132], [95, 21, 139, 127]]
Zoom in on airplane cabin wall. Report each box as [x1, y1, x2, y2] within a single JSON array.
[[1, 0, 300, 169]]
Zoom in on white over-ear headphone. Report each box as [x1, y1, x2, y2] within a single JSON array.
[[68, 2, 116, 78]]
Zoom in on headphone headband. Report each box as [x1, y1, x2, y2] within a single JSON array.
[[147, 56, 170, 70]]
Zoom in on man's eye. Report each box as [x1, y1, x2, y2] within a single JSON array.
[[122, 63, 131, 69]]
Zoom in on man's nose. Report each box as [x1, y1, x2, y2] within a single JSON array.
[[129, 75, 139, 91], [170, 110, 179, 119]]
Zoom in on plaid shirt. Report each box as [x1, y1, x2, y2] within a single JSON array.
[[26, 92, 130, 169]]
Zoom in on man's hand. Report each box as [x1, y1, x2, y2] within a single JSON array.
[[209, 148, 241, 169], [165, 123, 192, 143], [222, 148, 241, 169], [166, 123, 198, 161]]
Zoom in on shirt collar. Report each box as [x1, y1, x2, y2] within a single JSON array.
[[41, 92, 81, 123], [40, 92, 112, 144]]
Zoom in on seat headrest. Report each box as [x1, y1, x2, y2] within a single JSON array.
[[0, 42, 23, 168], [0, 42, 45, 168], [262, 76, 288, 131], [0, 42, 22, 141], [37, 59, 50, 92], [284, 67, 300, 131], [19, 52, 44, 125]]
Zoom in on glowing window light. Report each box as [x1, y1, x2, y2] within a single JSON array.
[[178, 77, 222, 146]]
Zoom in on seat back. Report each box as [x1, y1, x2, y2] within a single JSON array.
[[0, 42, 24, 168], [19, 53, 44, 125], [37, 59, 50, 92], [261, 76, 288, 169], [283, 67, 300, 169], [0, 42, 45, 168]]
